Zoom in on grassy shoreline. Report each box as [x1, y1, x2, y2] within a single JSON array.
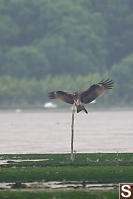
[[0, 153, 133, 167], [0, 153, 131, 198], [0, 153, 132, 183], [0, 190, 118, 199], [0, 166, 133, 183]]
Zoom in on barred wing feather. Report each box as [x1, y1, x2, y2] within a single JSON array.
[[48, 91, 74, 104], [80, 79, 114, 104]]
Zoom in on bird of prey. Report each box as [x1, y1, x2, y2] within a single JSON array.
[[48, 79, 114, 114]]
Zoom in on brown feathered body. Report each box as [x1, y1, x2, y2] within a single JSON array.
[[48, 79, 114, 113]]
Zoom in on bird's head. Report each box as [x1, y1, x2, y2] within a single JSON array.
[[73, 92, 78, 100]]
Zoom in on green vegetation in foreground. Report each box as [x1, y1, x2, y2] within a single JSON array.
[[0, 190, 118, 199], [0, 166, 133, 183], [0, 153, 133, 184], [1, 153, 133, 168]]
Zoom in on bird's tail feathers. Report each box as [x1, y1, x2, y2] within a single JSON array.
[[77, 105, 88, 114]]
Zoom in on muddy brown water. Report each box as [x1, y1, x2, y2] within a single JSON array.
[[0, 109, 133, 154]]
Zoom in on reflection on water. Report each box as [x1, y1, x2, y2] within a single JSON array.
[[0, 109, 133, 153]]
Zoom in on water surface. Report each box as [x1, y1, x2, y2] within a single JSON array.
[[0, 109, 132, 153]]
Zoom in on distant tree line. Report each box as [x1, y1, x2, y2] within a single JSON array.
[[0, 68, 133, 108], [0, 0, 133, 107]]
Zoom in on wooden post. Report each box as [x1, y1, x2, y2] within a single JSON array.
[[70, 104, 75, 161]]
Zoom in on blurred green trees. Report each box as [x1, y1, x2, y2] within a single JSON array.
[[1, 0, 132, 77], [0, 0, 133, 107]]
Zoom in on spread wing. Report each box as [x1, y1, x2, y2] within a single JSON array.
[[48, 91, 74, 104], [80, 79, 114, 104]]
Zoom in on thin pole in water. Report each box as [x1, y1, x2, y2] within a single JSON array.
[[71, 104, 75, 161]]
